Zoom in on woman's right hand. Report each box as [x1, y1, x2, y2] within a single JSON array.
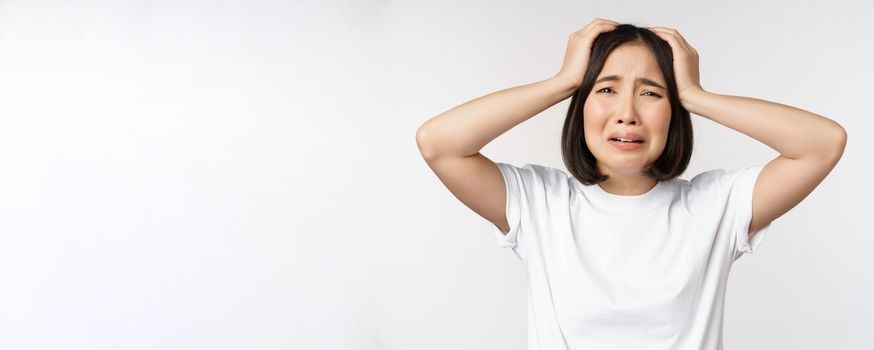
[[555, 18, 620, 89]]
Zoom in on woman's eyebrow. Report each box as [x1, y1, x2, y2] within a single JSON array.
[[595, 75, 665, 90]]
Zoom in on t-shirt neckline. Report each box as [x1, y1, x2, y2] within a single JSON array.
[[582, 178, 674, 216]]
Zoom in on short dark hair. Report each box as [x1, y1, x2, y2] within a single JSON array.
[[560, 24, 693, 186]]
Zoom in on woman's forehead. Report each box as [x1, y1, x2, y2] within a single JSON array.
[[600, 45, 662, 78]]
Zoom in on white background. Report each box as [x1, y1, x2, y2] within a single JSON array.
[[0, 0, 871, 349]]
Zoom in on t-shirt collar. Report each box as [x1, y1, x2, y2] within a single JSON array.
[[580, 178, 675, 215]]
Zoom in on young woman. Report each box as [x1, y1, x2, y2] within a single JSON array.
[[415, 18, 846, 349]]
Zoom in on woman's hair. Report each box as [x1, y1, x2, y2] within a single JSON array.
[[560, 24, 693, 186]]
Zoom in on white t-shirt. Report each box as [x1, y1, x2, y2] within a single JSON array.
[[489, 162, 771, 350]]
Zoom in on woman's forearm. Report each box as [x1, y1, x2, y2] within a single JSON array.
[[416, 75, 579, 159], [682, 90, 847, 161]]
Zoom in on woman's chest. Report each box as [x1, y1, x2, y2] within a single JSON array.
[[533, 207, 724, 336]]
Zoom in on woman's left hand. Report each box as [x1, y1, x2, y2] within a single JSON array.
[[647, 27, 705, 106]]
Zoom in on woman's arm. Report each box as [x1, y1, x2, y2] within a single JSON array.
[[683, 88, 846, 235], [683, 90, 846, 160], [648, 25, 847, 236], [417, 18, 619, 159], [414, 19, 619, 235], [416, 76, 577, 159]]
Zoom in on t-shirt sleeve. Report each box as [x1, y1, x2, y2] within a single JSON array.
[[716, 165, 773, 262], [488, 162, 562, 263]]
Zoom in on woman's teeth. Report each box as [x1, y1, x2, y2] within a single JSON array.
[[610, 138, 643, 143]]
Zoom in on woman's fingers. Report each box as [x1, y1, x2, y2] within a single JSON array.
[[556, 18, 620, 86], [579, 20, 619, 43], [645, 26, 703, 103], [577, 18, 619, 35], [648, 27, 697, 55]]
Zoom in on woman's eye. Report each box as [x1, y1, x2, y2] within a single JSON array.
[[596, 88, 661, 98]]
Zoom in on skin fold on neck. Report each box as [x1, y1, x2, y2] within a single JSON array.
[[596, 166, 658, 196]]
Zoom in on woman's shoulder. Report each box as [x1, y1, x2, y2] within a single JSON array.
[[686, 168, 727, 190], [497, 162, 570, 178], [686, 166, 764, 194]]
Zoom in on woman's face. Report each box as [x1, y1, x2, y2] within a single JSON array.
[[583, 43, 672, 177]]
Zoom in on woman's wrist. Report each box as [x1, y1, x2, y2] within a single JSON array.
[[679, 88, 709, 114], [550, 74, 581, 98]]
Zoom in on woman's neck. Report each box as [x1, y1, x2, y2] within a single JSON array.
[[596, 171, 657, 196]]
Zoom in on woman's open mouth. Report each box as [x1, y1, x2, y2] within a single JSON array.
[[608, 137, 644, 150]]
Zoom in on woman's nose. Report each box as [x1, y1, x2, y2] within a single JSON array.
[[616, 101, 640, 125], [616, 106, 640, 125]]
